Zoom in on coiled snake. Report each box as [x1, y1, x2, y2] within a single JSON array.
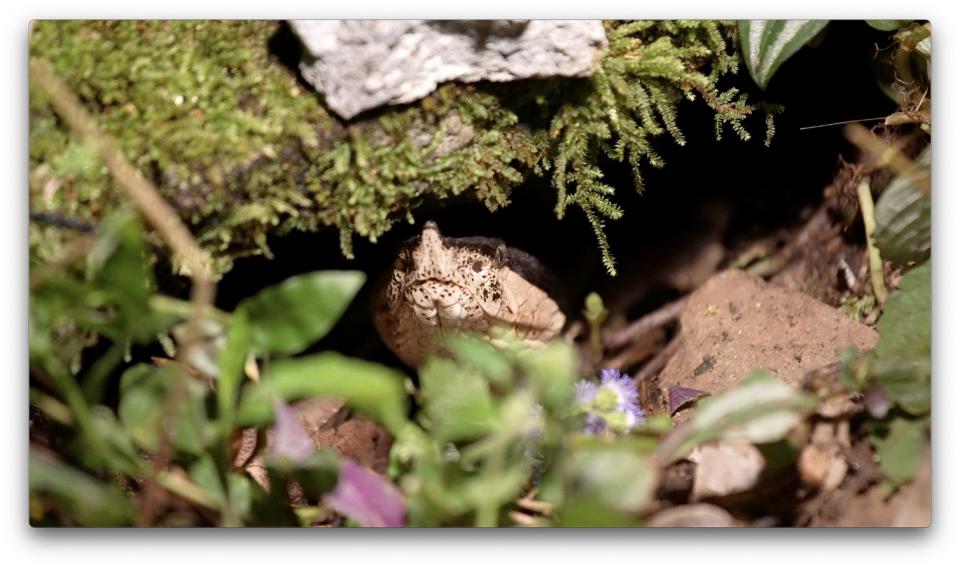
[[372, 221, 566, 367]]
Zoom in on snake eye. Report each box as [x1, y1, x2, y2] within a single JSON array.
[[471, 260, 483, 273], [494, 245, 506, 266]]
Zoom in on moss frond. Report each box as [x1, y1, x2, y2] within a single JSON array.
[[535, 20, 762, 274]]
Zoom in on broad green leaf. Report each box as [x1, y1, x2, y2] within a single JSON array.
[[866, 20, 911, 31], [875, 147, 931, 268], [871, 358, 931, 416], [443, 334, 512, 386], [869, 416, 927, 485], [216, 309, 252, 436], [88, 405, 145, 476], [118, 364, 209, 454], [874, 262, 931, 414], [739, 20, 829, 88], [516, 340, 578, 411], [189, 454, 227, 509], [236, 352, 409, 434], [225, 472, 254, 525], [665, 370, 817, 461], [29, 450, 135, 526], [236, 271, 365, 356], [875, 262, 931, 361], [88, 211, 158, 342], [419, 356, 498, 442]]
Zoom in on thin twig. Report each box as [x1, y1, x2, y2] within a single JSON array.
[[29, 234, 94, 289], [844, 123, 930, 196], [605, 336, 661, 372], [856, 179, 889, 305], [30, 57, 218, 526], [798, 116, 888, 131], [604, 297, 686, 351], [509, 511, 542, 527]]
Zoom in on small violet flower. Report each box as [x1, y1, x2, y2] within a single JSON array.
[[269, 399, 315, 462], [575, 368, 645, 435]]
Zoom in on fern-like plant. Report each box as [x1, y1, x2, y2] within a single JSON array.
[[534, 20, 771, 274]]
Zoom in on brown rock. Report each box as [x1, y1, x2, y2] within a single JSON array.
[[647, 503, 739, 527], [660, 269, 878, 399], [690, 441, 766, 500], [798, 443, 848, 492]]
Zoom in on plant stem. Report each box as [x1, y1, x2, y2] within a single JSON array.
[[31, 57, 219, 526], [856, 180, 889, 305]]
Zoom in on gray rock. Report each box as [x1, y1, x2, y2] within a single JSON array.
[[290, 20, 608, 119]]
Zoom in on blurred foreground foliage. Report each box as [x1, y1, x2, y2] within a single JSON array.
[[31, 212, 828, 527], [30, 140, 932, 523]]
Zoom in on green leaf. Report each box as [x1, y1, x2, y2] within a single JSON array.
[[419, 356, 499, 442], [443, 334, 512, 387], [875, 261, 931, 362], [665, 370, 817, 461], [118, 364, 209, 454], [866, 20, 911, 31], [88, 211, 159, 342], [189, 454, 227, 509], [874, 262, 931, 414], [875, 147, 931, 268], [237, 352, 409, 434], [236, 271, 365, 356], [30, 450, 135, 526], [869, 416, 927, 485], [88, 405, 145, 476], [225, 472, 254, 525], [516, 340, 578, 411], [216, 308, 252, 436], [872, 359, 930, 416], [739, 20, 830, 88]]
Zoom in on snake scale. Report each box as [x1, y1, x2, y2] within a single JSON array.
[[372, 221, 566, 367]]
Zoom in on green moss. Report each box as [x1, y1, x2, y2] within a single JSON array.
[[30, 20, 769, 276]]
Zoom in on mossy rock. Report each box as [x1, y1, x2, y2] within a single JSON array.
[[29, 20, 765, 276]]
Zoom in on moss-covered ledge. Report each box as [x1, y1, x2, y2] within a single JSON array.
[[29, 20, 770, 276]]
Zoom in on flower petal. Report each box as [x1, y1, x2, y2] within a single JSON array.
[[326, 459, 406, 527], [270, 399, 315, 461], [668, 386, 709, 415]]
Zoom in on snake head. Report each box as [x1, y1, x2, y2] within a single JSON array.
[[374, 221, 566, 367], [384, 222, 506, 325]]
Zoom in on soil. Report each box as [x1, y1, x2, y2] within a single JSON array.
[[658, 268, 878, 398]]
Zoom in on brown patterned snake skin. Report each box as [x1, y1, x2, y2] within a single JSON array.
[[372, 221, 566, 367]]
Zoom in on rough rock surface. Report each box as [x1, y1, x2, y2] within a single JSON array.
[[290, 20, 608, 119], [689, 441, 766, 500], [660, 269, 878, 398], [647, 503, 739, 527]]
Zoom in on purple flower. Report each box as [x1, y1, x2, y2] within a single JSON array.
[[269, 399, 315, 462], [575, 368, 646, 435], [326, 458, 406, 527], [575, 380, 599, 404]]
